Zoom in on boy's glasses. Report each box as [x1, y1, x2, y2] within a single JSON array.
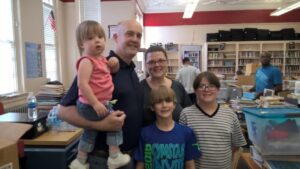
[[146, 59, 167, 66], [198, 84, 216, 91]]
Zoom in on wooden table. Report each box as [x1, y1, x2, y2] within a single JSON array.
[[22, 128, 83, 146], [241, 153, 261, 169]]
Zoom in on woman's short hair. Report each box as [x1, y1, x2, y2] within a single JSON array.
[[150, 85, 176, 106], [145, 45, 168, 61], [193, 71, 221, 90]]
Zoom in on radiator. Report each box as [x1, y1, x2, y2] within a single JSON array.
[[1, 93, 28, 113], [5, 103, 27, 113]]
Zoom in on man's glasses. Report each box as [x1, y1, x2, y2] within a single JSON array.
[[146, 59, 167, 66], [198, 84, 216, 91]]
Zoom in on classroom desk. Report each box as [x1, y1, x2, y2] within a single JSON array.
[[22, 128, 83, 146], [241, 153, 261, 169], [22, 129, 83, 169]]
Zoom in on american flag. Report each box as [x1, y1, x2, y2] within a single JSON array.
[[48, 10, 56, 32]]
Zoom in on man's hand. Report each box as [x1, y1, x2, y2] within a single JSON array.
[[92, 110, 126, 132]]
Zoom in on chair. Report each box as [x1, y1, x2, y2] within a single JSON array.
[[0, 102, 4, 115]]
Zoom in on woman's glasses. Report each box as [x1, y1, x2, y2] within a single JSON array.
[[146, 59, 167, 66], [198, 84, 216, 91]]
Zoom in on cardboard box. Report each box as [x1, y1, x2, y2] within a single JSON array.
[[237, 75, 255, 86], [245, 63, 260, 75], [0, 122, 31, 169]]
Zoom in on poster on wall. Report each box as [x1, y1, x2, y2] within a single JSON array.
[[108, 25, 117, 39], [181, 45, 202, 70], [25, 42, 43, 78]]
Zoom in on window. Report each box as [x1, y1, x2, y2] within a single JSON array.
[[0, 0, 18, 95], [43, 0, 58, 81], [79, 0, 101, 22]]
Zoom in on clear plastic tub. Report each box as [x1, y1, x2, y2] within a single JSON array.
[[243, 107, 300, 155]]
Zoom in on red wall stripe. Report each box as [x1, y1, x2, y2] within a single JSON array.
[[144, 9, 300, 26]]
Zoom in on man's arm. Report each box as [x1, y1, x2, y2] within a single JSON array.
[[58, 105, 125, 132]]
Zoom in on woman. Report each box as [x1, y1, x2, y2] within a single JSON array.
[[179, 71, 246, 169], [142, 45, 192, 126]]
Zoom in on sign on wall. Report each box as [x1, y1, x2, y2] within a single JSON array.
[[25, 42, 43, 78]]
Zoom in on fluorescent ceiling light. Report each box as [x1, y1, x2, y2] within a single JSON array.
[[270, 0, 300, 16], [183, 0, 200, 19]]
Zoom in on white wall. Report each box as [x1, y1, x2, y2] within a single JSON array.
[[59, 2, 78, 87], [19, 0, 48, 94], [101, 1, 136, 56]]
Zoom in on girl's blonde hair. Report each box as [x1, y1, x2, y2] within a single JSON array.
[[76, 20, 106, 55], [150, 85, 176, 107]]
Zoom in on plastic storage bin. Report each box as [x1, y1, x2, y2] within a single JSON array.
[[243, 107, 300, 155]]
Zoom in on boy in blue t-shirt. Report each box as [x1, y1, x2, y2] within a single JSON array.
[[134, 85, 201, 169]]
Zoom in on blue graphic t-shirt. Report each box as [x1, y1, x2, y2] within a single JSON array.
[[134, 122, 201, 169], [255, 65, 282, 93]]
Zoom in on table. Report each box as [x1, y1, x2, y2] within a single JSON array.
[[22, 129, 83, 169], [22, 128, 82, 146], [241, 153, 261, 169]]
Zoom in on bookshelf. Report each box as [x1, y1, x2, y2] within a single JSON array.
[[165, 43, 181, 80], [206, 42, 237, 79], [204, 41, 300, 79], [285, 42, 300, 77]]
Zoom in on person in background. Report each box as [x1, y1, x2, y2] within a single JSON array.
[[58, 19, 144, 169], [249, 51, 283, 98], [179, 71, 246, 169], [135, 85, 201, 169], [176, 57, 200, 103], [69, 20, 130, 169], [141, 45, 192, 126], [233, 68, 244, 80]]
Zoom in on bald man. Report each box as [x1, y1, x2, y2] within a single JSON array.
[[59, 19, 144, 169]]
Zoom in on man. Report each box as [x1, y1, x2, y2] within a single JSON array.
[[250, 51, 283, 98], [58, 19, 144, 169], [175, 57, 200, 103]]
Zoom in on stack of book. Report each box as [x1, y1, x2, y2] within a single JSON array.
[[36, 84, 64, 113]]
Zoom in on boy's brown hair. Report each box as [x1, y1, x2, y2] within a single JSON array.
[[150, 85, 176, 107], [76, 20, 106, 55], [193, 71, 221, 90]]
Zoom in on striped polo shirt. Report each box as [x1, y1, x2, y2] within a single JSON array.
[[179, 104, 246, 169]]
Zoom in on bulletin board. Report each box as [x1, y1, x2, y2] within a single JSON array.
[[25, 42, 43, 78]]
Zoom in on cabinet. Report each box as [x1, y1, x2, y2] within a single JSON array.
[[204, 41, 300, 79], [22, 129, 83, 169]]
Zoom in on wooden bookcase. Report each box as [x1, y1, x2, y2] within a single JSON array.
[[204, 41, 300, 79]]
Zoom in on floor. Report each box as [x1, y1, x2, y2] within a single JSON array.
[[237, 156, 251, 169]]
